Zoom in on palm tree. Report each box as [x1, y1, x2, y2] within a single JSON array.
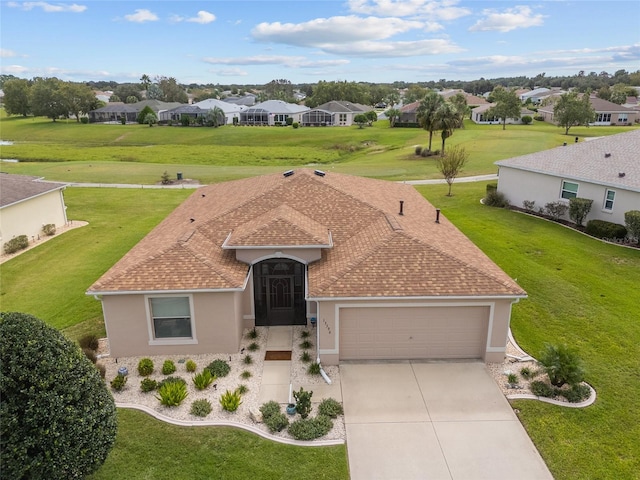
[[416, 91, 444, 151], [385, 108, 402, 127], [434, 102, 458, 156], [140, 74, 151, 91]]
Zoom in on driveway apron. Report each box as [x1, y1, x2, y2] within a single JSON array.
[[341, 362, 553, 480]]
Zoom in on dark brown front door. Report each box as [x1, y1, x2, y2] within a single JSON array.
[[254, 259, 306, 326]]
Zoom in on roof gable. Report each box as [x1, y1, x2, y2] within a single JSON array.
[[0, 174, 66, 208]]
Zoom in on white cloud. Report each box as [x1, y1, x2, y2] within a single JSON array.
[[252, 16, 423, 46], [1, 48, 17, 58], [347, 0, 470, 20], [470, 6, 545, 33], [203, 55, 350, 68], [322, 38, 463, 57], [0, 64, 29, 74], [124, 9, 158, 23], [211, 68, 249, 77], [188, 11, 216, 24], [8, 2, 86, 12]]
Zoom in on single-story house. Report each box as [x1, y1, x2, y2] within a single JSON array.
[[301, 101, 370, 126], [158, 105, 209, 123], [87, 169, 526, 364], [239, 100, 309, 126], [396, 101, 421, 126], [0, 174, 67, 251], [89, 100, 182, 123], [193, 98, 244, 124], [223, 94, 257, 107], [440, 89, 489, 108], [471, 104, 535, 125], [496, 129, 640, 226], [519, 88, 551, 104], [538, 96, 638, 126]]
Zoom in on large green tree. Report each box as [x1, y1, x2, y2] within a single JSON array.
[[416, 91, 444, 151], [264, 79, 294, 102], [449, 93, 469, 128], [157, 76, 188, 103], [2, 78, 31, 116], [434, 101, 458, 156], [487, 86, 521, 130], [553, 91, 596, 134], [0, 312, 117, 479], [30, 77, 67, 121], [305, 80, 370, 108], [59, 82, 98, 122], [113, 83, 142, 103]]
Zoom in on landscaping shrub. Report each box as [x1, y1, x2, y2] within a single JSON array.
[[190, 399, 213, 417], [318, 398, 344, 418], [185, 359, 197, 372], [0, 312, 117, 479], [292, 122, 299, 129], [243, 354, 253, 365], [248, 342, 259, 351], [206, 359, 231, 378], [520, 366, 536, 379], [110, 374, 127, 392], [246, 327, 259, 339], [140, 378, 157, 393], [299, 340, 313, 350], [260, 400, 281, 420], [136, 106, 155, 124], [293, 387, 313, 419], [300, 351, 312, 363], [585, 219, 628, 240], [78, 333, 99, 351], [420, 148, 433, 157], [484, 190, 510, 208], [545, 201, 569, 221], [219, 389, 242, 412], [534, 115, 544, 121], [162, 359, 177, 375], [96, 363, 106, 379], [156, 376, 186, 390], [307, 362, 321, 375], [530, 380, 555, 398], [521, 115, 532, 125], [137, 358, 154, 376], [82, 348, 97, 364], [485, 183, 497, 195], [538, 343, 585, 387], [624, 210, 640, 243], [80, 117, 89, 124], [569, 197, 593, 227], [522, 200, 536, 212], [42, 223, 56, 236], [561, 383, 591, 403], [414, 145, 423, 156], [156, 379, 188, 407], [507, 373, 518, 384], [300, 330, 311, 339], [192, 369, 216, 390], [4, 235, 28, 254], [288, 416, 333, 441], [240, 370, 252, 379], [265, 412, 289, 432], [236, 384, 248, 395]]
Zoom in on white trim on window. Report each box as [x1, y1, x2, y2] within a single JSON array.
[[145, 294, 198, 346], [560, 180, 579, 200], [603, 189, 616, 212]]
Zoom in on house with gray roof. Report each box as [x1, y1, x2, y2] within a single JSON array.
[[0, 174, 67, 252], [301, 101, 370, 126], [538, 96, 638, 126], [239, 100, 309, 126], [496, 130, 640, 226], [87, 169, 525, 363], [471, 104, 535, 125], [193, 98, 244, 124]]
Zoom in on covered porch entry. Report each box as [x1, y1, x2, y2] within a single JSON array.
[[253, 259, 307, 326]]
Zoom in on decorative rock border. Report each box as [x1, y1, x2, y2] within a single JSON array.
[[115, 402, 344, 447], [505, 330, 597, 408]]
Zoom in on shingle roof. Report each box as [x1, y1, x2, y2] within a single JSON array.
[[0, 174, 66, 208], [314, 101, 370, 113], [88, 170, 525, 298], [496, 129, 640, 191]]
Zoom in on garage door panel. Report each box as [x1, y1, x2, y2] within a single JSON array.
[[340, 306, 488, 361]]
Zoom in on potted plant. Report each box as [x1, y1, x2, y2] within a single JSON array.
[[286, 403, 296, 415]]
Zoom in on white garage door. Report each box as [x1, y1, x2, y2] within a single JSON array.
[[339, 306, 489, 360]]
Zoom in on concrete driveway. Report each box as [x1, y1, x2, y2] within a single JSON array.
[[341, 362, 553, 480]]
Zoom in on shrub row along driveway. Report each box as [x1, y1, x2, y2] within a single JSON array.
[[341, 362, 552, 480]]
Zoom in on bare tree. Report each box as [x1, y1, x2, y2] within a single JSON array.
[[435, 145, 469, 196]]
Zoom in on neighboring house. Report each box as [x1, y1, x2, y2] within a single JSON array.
[[496, 130, 640, 226], [193, 98, 244, 124], [223, 94, 257, 107], [158, 105, 209, 123], [519, 88, 551, 104], [396, 101, 421, 126], [440, 89, 489, 108], [88, 100, 182, 123], [239, 100, 309, 126], [87, 169, 526, 364], [301, 101, 370, 126], [471, 104, 535, 125], [538, 96, 638, 125], [0, 174, 67, 251]]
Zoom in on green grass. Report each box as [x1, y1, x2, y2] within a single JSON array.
[[2, 114, 637, 183], [418, 182, 640, 479], [0, 188, 190, 339], [88, 409, 348, 480]]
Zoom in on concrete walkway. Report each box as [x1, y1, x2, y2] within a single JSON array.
[[402, 173, 498, 185], [341, 362, 552, 480]]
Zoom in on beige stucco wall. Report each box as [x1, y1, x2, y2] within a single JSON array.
[[0, 189, 67, 249], [497, 166, 639, 226], [314, 297, 516, 365], [102, 291, 244, 358]]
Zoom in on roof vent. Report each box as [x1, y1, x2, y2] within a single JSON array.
[[619, 172, 626, 178], [314, 169, 326, 177], [605, 153, 611, 158], [283, 170, 294, 177], [399, 200, 404, 216], [201, 194, 206, 198], [190, 218, 195, 223], [435, 209, 441, 224]]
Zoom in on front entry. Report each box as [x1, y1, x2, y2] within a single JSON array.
[[254, 259, 306, 326]]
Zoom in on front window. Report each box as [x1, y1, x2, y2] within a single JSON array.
[[595, 113, 611, 123], [561, 180, 579, 199], [618, 113, 628, 123], [149, 296, 193, 340], [603, 189, 615, 211]]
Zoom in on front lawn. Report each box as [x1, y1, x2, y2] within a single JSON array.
[[418, 182, 640, 479], [88, 409, 349, 480]]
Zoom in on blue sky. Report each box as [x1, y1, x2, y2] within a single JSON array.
[[1, 0, 639, 85]]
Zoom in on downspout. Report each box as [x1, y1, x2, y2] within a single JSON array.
[[313, 299, 332, 385]]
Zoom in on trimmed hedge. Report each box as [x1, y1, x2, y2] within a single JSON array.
[[585, 219, 627, 240], [4, 235, 28, 254]]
